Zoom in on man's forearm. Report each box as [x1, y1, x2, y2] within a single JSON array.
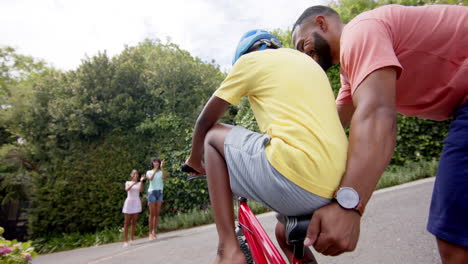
[[340, 106, 397, 206]]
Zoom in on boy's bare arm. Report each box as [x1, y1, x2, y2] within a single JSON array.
[[186, 95, 230, 174]]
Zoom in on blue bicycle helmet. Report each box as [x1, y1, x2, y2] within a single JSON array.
[[232, 29, 282, 65]]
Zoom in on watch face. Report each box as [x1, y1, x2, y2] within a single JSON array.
[[336, 187, 359, 209]]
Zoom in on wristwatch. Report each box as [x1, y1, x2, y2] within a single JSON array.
[[334, 187, 365, 216]]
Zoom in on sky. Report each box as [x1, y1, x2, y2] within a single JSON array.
[[0, 0, 327, 72]]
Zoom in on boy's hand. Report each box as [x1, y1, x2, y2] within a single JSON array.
[[183, 158, 205, 176]]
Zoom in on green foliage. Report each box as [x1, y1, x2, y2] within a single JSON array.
[[0, 226, 37, 263], [233, 98, 260, 132], [271, 29, 293, 48], [329, 0, 379, 23], [0, 46, 45, 100], [330, 0, 466, 23], [0, 47, 47, 222], [393, 116, 449, 165], [0, 144, 35, 205], [377, 159, 438, 189], [158, 208, 214, 231], [1, 40, 225, 239]]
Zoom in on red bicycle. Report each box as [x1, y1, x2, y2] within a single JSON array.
[[236, 196, 313, 264], [184, 171, 314, 264]]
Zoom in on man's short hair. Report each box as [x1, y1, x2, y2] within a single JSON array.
[[293, 6, 340, 32]]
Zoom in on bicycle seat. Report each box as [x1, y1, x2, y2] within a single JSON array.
[[277, 214, 312, 245]]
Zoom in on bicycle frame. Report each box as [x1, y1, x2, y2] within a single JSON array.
[[183, 174, 310, 263], [238, 199, 310, 264]]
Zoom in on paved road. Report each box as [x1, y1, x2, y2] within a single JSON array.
[[34, 178, 440, 264]]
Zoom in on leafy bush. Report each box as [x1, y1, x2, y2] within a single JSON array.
[[0, 40, 225, 239], [0, 226, 36, 264]]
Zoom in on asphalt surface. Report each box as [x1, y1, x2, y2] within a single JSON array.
[[34, 177, 440, 264]]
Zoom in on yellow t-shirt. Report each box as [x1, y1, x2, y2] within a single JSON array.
[[214, 48, 348, 198]]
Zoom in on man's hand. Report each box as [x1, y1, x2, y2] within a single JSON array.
[[305, 202, 361, 256]]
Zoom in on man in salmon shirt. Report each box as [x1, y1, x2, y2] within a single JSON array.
[[292, 4, 468, 263]]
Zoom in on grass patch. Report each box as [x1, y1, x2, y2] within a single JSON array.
[[34, 160, 437, 254], [158, 208, 214, 231], [376, 159, 438, 190]]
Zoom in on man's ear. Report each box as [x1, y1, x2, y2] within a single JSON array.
[[315, 15, 328, 33]]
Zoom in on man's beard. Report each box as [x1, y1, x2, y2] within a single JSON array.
[[313, 32, 333, 71]]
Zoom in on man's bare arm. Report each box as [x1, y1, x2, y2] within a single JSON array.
[[340, 67, 397, 205], [306, 67, 398, 256]]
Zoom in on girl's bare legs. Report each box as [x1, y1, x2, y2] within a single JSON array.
[[148, 202, 157, 240], [153, 201, 162, 238], [123, 214, 131, 247], [130, 214, 138, 242], [204, 124, 245, 264]]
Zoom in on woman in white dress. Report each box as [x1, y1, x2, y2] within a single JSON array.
[[122, 169, 145, 247]]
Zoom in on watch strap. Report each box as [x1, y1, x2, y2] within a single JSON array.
[[354, 201, 365, 216]]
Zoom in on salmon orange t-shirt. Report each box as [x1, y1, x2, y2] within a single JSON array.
[[336, 4, 468, 121]]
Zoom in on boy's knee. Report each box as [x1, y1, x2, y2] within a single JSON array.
[[204, 127, 219, 146], [204, 124, 232, 150]]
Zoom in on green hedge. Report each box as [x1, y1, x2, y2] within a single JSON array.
[[1, 41, 224, 239]]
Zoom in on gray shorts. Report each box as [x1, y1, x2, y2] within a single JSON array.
[[224, 126, 331, 216]]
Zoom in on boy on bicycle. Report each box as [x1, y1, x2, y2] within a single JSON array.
[[184, 29, 348, 264]]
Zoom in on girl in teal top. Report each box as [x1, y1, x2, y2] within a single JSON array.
[[146, 158, 167, 240]]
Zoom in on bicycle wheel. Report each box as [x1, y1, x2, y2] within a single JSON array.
[[238, 236, 254, 264]]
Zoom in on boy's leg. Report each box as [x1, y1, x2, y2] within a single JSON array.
[[204, 124, 245, 264]]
